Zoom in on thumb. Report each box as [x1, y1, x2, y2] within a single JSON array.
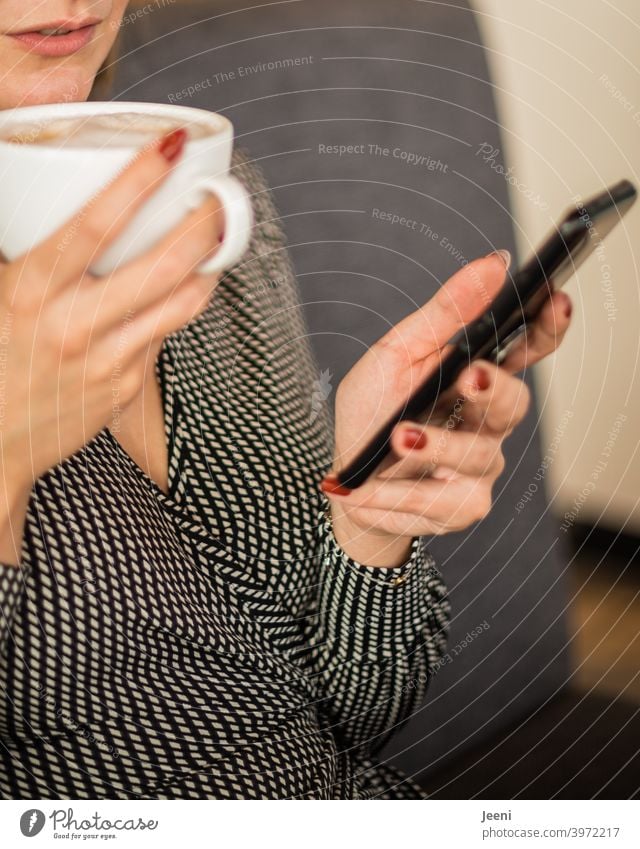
[[376, 249, 511, 361]]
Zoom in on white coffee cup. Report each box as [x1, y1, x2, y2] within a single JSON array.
[[0, 101, 253, 277]]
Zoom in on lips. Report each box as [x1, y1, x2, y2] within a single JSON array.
[[8, 22, 99, 58]]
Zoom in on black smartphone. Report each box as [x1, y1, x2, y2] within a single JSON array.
[[334, 179, 637, 490]]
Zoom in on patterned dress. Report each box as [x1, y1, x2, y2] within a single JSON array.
[[0, 150, 450, 799]]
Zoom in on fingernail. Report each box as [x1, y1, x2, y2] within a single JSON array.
[[471, 365, 491, 392], [402, 427, 427, 450], [159, 127, 188, 163], [320, 476, 351, 496], [563, 296, 572, 319], [485, 249, 511, 268]]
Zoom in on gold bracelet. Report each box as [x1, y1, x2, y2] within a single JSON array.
[[320, 495, 418, 587]]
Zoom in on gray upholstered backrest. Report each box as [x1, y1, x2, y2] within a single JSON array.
[[112, 0, 570, 781]]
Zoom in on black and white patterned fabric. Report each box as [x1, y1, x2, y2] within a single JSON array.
[[0, 150, 450, 799]]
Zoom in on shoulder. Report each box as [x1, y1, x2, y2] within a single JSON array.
[[230, 147, 287, 252], [180, 146, 300, 338], [214, 146, 300, 311]]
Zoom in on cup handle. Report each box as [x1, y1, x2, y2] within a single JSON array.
[[191, 174, 253, 274]]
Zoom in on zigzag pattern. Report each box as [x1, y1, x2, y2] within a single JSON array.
[[0, 150, 450, 799]]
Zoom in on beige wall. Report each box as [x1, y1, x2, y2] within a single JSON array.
[[473, 0, 640, 532]]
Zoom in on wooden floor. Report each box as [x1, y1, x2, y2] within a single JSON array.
[[567, 527, 640, 703], [420, 526, 640, 798]]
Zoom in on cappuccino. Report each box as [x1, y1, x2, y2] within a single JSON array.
[[1, 111, 213, 148]]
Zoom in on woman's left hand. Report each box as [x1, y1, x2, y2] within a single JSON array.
[[321, 250, 573, 567]]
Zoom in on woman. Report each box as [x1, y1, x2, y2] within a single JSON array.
[[0, 2, 572, 799]]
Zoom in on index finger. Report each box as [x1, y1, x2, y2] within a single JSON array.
[[456, 359, 531, 436], [499, 289, 572, 374], [26, 128, 187, 290]]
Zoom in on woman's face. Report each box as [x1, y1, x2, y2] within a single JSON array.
[[0, 1, 128, 110]]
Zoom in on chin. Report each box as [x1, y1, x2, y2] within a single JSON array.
[[1, 67, 94, 110]]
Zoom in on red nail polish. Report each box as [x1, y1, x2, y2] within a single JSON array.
[[320, 476, 351, 496], [471, 366, 491, 392], [402, 428, 427, 450], [564, 299, 572, 319], [158, 128, 188, 163]]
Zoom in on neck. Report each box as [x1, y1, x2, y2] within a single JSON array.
[[137, 337, 164, 407], [117, 337, 163, 428], [109, 336, 170, 495]]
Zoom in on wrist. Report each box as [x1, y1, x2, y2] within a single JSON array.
[[329, 500, 414, 568]]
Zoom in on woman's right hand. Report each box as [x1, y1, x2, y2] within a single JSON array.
[[0, 129, 225, 562]]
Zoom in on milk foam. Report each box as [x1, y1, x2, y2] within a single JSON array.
[[3, 112, 213, 148]]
